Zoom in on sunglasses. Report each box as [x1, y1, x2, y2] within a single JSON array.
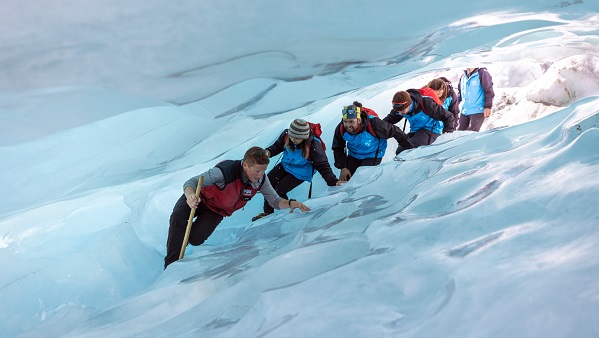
[[392, 101, 409, 111]]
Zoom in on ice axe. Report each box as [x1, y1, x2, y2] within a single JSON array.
[[179, 175, 204, 260]]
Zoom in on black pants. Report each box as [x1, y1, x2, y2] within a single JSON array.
[[396, 129, 440, 155], [263, 163, 304, 214], [164, 194, 224, 269], [459, 113, 485, 132], [346, 155, 382, 176]]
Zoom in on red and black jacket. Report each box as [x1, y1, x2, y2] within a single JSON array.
[[201, 160, 263, 217]]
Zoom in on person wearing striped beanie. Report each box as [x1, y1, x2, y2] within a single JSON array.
[[252, 119, 341, 221]]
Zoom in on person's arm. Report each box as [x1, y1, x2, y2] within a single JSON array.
[[183, 167, 225, 208], [382, 109, 404, 125], [479, 69, 495, 117], [448, 91, 460, 128], [310, 140, 342, 186], [260, 175, 311, 212], [448, 88, 460, 116], [265, 130, 287, 157], [457, 75, 464, 104], [331, 122, 347, 170], [369, 117, 413, 152], [421, 98, 455, 133], [369, 117, 409, 142]]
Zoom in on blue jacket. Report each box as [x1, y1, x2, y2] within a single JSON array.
[[266, 130, 338, 186], [404, 101, 444, 134], [342, 122, 387, 160], [383, 89, 455, 135], [281, 141, 316, 181], [442, 96, 452, 110], [458, 68, 495, 116], [332, 111, 410, 169], [439, 76, 460, 129]]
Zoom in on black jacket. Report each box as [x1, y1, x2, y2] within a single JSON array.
[[383, 89, 455, 133], [439, 76, 460, 129], [266, 129, 338, 186]]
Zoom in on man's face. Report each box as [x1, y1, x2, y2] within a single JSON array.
[[342, 118, 361, 133], [243, 162, 268, 183]]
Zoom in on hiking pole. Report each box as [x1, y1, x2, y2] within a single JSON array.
[[179, 175, 204, 260], [308, 168, 315, 199], [402, 120, 407, 133]]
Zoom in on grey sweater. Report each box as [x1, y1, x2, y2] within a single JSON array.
[[184, 166, 283, 210]]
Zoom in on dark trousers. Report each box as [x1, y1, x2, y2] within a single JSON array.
[[164, 194, 224, 269], [346, 155, 382, 176], [396, 129, 439, 154], [263, 163, 304, 214], [409, 129, 439, 147], [458, 113, 485, 132]]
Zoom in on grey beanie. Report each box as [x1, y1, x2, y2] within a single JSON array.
[[288, 119, 310, 140]]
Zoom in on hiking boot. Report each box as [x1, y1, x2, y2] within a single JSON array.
[[251, 212, 272, 222]]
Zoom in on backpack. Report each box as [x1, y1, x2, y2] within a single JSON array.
[[308, 122, 326, 151], [339, 107, 379, 137], [418, 87, 442, 106]]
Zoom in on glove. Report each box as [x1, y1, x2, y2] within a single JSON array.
[[339, 168, 352, 181]]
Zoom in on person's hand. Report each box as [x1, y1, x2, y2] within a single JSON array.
[[339, 168, 351, 181], [335, 180, 347, 186], [484, 108, 492, 118], [289, 199, 311, 213], [186, 194, 200, 209]]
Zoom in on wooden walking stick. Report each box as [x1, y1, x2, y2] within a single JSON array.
[[179, 175, 204, 260]]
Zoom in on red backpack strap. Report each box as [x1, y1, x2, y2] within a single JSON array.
[[365, 120, 377, 137]]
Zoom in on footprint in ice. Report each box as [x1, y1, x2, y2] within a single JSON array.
[[455, 180, 501, 210], [447, 232, 504, 258]]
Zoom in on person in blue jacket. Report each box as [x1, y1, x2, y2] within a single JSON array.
[[457, 67, 495, 132], [332, 102, 412, 181], [252, 119, 341, 221], [426, 77, 460, 129], [384, 90, 455, 155]]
